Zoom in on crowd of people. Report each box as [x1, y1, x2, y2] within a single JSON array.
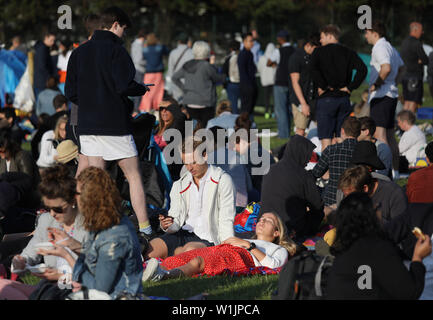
[[0, 5, 432, 301]]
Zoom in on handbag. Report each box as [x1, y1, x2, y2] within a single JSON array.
[[28, 279, 72, 300]]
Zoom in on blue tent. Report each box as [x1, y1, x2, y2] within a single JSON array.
[[0, 50, 27, 107]]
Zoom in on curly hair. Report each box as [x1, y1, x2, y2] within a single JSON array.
[[76, 167, 122, 232], [38, 164, 76, 204], [330, 192, 385, 256]]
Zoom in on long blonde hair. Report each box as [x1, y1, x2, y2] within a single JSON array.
[[253, 212, 298, 256], [54, 115, 68, 140]]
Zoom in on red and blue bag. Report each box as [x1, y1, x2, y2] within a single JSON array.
[[234, 202, 260, 233]]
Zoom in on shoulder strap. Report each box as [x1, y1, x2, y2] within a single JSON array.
[[173, 47, 189, 73], [314, 255, 331, 297]]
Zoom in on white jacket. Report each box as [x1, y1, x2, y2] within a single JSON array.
[[36, 130, 58, 168], [164, 165, 236, 245]]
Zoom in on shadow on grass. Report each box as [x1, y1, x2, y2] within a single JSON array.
[[143, 274, 279, 300]]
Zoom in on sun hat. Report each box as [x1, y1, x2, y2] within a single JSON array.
[[56, 140, 78, 164]]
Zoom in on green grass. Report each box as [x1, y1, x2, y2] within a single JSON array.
[[142, 274, 279, 300], [20, 273, 279, 300]]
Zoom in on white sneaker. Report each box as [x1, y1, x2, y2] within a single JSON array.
[[142, 258, 167, 282]]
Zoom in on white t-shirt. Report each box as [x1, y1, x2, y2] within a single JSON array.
[[182, 166, 212, 242], [399, 125, 427, 165], [245, 239, 288, 268], [368, 38, 404, 102], [57, 50, 72, 72], [270, 42, 292, 65], [257, 55, 276, 86]]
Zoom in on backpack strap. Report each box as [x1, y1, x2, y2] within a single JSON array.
[[314, 255, 330, 297], [173, 47, 189, 73]]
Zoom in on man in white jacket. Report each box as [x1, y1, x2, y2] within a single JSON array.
[[146, 139, 236, 259]]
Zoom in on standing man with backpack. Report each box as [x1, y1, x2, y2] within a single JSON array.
[[166, 33, 194, 104], [65, 7, 154, 241]]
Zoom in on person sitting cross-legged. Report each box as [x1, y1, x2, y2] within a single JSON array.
[[145, 138, 237, 259], [143, 212, 297, 281]]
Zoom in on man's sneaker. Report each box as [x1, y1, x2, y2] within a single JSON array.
[[142, 258, 168, 282]]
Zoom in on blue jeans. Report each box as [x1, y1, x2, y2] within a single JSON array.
[[226, 82, 240, 114], [316, 96, 352, 139], [273, 85, 292, 138]]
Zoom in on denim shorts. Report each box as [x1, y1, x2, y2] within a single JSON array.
[[159, 229, 214, 257], [316, 96, 352, 139]]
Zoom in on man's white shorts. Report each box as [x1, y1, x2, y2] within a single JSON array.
[[79, 134, 138, 161]]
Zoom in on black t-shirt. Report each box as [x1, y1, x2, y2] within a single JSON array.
[[288, 48, 315, 105], [400, 36, 429, 80]]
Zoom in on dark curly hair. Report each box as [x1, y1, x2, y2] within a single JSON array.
[[330, 192, 385, 255], [38, 164, 76, 204]]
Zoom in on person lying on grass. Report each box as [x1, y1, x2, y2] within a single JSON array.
[[142, 212, 297, 282]]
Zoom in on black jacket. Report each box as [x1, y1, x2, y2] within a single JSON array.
[[400, 36, 429, 80], [261, 135, 324, 238], [33, 41, 55, 89], [65, 30, 148, 136], [311, 43, 367, 98], [385, 202, 433, 260], [326, 236, 426, 300]]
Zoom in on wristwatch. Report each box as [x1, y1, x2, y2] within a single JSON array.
[[247, 242, 256, 251]]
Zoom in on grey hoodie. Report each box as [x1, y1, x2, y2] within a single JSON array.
[[172, 59, 225, 108]]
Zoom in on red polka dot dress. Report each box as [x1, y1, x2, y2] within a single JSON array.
[[161, 244, 256, 276]]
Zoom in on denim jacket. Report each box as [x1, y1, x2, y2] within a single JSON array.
[[72, 216, 143, 299]]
